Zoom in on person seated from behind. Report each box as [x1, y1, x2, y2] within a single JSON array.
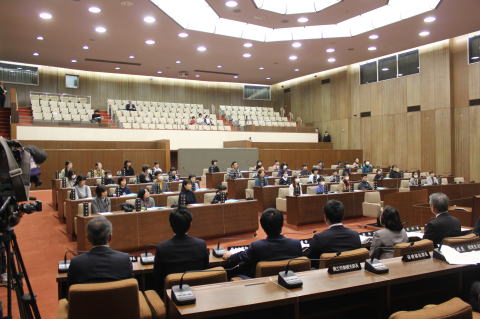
[[279, 170, 290, 185], [369, 206, 408, 260], [337, 174, 350, 192], [211, 185, 228, 204], [151, 171, 168, 194], [300, 164, 309, 177], [227, 161, 242, 180], [59, 160, 73, 179], [125, 100, 136, 111], [409, 171, 421, 186], [288, 175, 303, 196], [117, 177, 131, 196], [255, 169, 268, 187], [179, 180, 197, 205], [103, 171, 115, 185], [74, 176, 92, 199], [362, 161, 373, 173], [272, 160, 280, 171], [152, 161, 162, 174], [208, 160, 220, 173], [188, 174, 200, 191], [197, 113, 204, 125], [308, 167, 324, 184], [65, 170, 77, 188], [168, 167, 180, 182], [137, 188, 155, 209], [426, 171, 439, 185], [139, 165, 153, 183], [153, 207, 209, 294], [91, 110, 102, 124], [389, 165, 402, 179], [329, 170, 340, 183], [352, 158, 361, 169], [374, 169, 384, 181], [308, 200, 361, 268], [67, 216, 132, 287], [255, 160, 264, 171], [278, 163, 289, 177], [92, 185, 111, 214], [123, 160, 135, 176], [358, 174, 373, 191], [316, 160, 325, 170], [223, 208, 302, 278], [315, 180, 328, 194], [91, 162, 104, 178], [423, 192, 461, 246], [189, 116, 196, 125], [204, 114, 213, 125]]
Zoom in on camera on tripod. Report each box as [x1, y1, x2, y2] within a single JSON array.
[[18, 201, 42, 214]]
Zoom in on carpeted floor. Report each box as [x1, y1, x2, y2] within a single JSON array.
[[0, 190, 374, 319]]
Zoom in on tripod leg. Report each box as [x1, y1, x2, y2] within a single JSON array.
[[3, 239, 13, 319]]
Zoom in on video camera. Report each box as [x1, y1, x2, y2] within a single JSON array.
[[0, 137, 47, 230]]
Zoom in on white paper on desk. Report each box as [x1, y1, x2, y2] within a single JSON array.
[[406, 231, 424, 239], [461, 227, 471, 232], [189, 203, 203, 206], [98, 212, 113, 216], [225, 199, 239, 203], [359, 235, 372, 245], [439, 246, 480, 265]]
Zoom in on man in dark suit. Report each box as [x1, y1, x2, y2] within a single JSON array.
[[223, 208, 302, 278], [153, 207, 209, 294], [208, 159, 220, 173], [357, 174, 373, 191], [423, 192, 461, 246], [308, 200, 361, 268], [67, 216, 133, 287], [125, 101, 136, 111]]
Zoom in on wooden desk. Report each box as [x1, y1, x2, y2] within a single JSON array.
[[76, 199, 259, 251], [412, 197, 480, 227], [64, 189, 216, 236], [253, 185, 288, 211], [205, 173, 226, 189], [227, 178, 278, 200], [286, 189, 398, 226], [410, 183, 480, 200], [376, 178, 409, 188]]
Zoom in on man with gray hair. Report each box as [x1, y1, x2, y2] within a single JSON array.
[[423, 192, 461, 246], [67, 216, 132, 287]]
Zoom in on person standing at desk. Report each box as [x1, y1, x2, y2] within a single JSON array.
[[426, 171, 439, 185], [117, 177, 131, 195], [137, 188, 155, 209], [59, 161, 73, 179], [179, 180, 196, 205], [67, 216, 132, 287], [423, 193, 461, 246], [123, 160, 135, 176], [92, 185, 111, 214], [208, 160, 220, 173], [74, 176, 92, 199], [308, 200, 361, 268], [125, 101, 136, 111], [358, 174, 373, 191], [153, 207, 209, 294], [227, 161, 241, 180], [374, 169, 384, 181], [255, 169, 268, 187], [369, 206, 408, 259], [139, 165, 153, 183]]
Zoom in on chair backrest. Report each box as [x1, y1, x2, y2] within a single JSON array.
[[364, 191, 381, 203], [329, 184, 339, 192], [204, 192, 216, 204], [454, 177, 465, 184], [68, 279, 141, 319], [443, 233, 480, 247], [367, 174, 376, 182], [441, 178, 448, 184], [164, 266, 227, 290], [403, 172, 412, 179], [125, 198, 135, 206], [247, 179, 255, 189], [255, 257, 311, 277], [393, 239, 434, 257], [77, 202, 91, 217], [318, 248, 369, 269], [177, 183, 183, 192], [331, 165, 338, 169], [299, 177, 309, 184], [400, 180, 410, 188], [167, 196, 178, 207], [277, 187, 290, 199], [388, 297, 472, 319], [306, 186, 317, 195]]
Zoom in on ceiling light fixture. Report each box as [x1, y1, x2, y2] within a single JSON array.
[[289, 55, 298, 60], [88, 6, 101, 13], [225, 1, 238, 7], [266, 77, 271, 80], [33, 52, 39, 56], [36, 36, 44, 40], [233, 75, 239, 79], [294, 68, 299, 72], [129, 55, 135, 59], [368, 46, 377, 51], [197, 45, 207, 52], [424, 16, 436, 23], [145, 39, 155, 45], [243, 42, 253, 48], [82, 45, 89, 50], [157, 70, 163, 74], [95, 26, 107, 33], [326, 48, 335, 53], [71, 59, 78, 63], [419, 30, 430, 37], [297, 17, 309, 23], [115, 67, 120, 70], [217, 65, 223, 68], [472, 56, 480, 60], [258, 67, 264, 70], [327, 57, 336, 63], [143, 16, 156, 23], [291, 42, 302, 48], [381, 67, 389, 71], [176, 60, 181, 64], [243, 53, 252, 58], [178, 32, 189, 38], [368, 34, 379, 40], [39, 12, 52, 20]]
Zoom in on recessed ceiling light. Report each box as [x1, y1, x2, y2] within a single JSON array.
[[176, 60, 181, 64], [381, 67, 389, 71], [368, 46, 377, 51], [266, 77, 271, 80], [294, 68, 299, 72], [243, 53, 252, 58], [243, 42, 253, 48], [145, 39, 155, 45], [36, 36, 44, 40], [327, 57, 336, 63], [157, 70, 163, 74], [419, 30, 430, 37], [143, 16, 156, 23], [39, 12, 52, 20], [297, 17, 308, 23], [217, 65, 223, 68], [289, 55, 298, 60], [115, 67, 120, 70], [71, 59, 77, 63], [178, 32, 189, 38], [258, 67, 264, 70], [95, 26, 107, 33], [17, 67, 22, 70], [472, 56, 480, 60], [195, 74, 200, 78], [225, 0, 238, 7], [82, 45, 89, 50], [291, 42, 302, 48], [88, 6, 101, 14], [33, 52, 39, 56], [369, 34, 379, 40], [424, 16, 436, 23], [233, 75, 239, 79], [326, 48, 335, 53], [197, 45, 207, 52], [128, 55, 135, 59]]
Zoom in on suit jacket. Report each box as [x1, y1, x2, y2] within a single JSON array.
[[91, 197, 111, 214], [139, 173, 152, 183], [153, 235, 209, 293], [67, 246, 132, 287], [208, 165, 220, 173], [389, 171, 402, 179], [358, 181, 373, 191], [225, 235, 302, 277], [179, 190, 196, 205], [279, 177, 290, 185], [308, 225, 361, 268], [370, 228, 408, 259], [322, 135, 331, 142], [123, 167, 135, 176], [423, 212, 461, 246], [300, 169, 310, 177], [150, 180, 168, 194], [329, 175, 340, 183], [374, 174, 384, 181], [118, 186, 131, 195], [254, 177, 267, 187]]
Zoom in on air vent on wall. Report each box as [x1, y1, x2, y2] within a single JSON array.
[[469, 99, 480, 106], [84, 58, 141, 66], [283, 88, 291, 93], [407, 105, 421, 112], [194, 69, 239, 76], [321, 78, 331, 84], [360, 112, 371, 117]]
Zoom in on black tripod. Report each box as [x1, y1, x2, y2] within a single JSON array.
[[0, 227, 41, 319]]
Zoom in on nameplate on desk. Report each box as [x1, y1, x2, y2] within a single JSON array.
[[453, 242, 480, 253], [327, 262, 362, 274], [360, 231, 376, 237], [98, 212, 113, 216], [402, 250, 431, 262], [129, 256, 138, 262], [405, 225, 421, 232], [225, 199, 240, 203]]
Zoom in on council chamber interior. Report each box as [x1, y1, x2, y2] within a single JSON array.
[[2, 0, 480, 318]]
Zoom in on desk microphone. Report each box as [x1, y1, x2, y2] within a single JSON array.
[[140, 245, 156, 265], [364, 247, 389, 274], [433, 235, 476, 262], [212, 233, 257, 257], [58, 249, 88, 273]]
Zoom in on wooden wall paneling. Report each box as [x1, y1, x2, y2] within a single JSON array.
[[453, 107, 470, 180], [469, 61, 480, 100], [394, 113, 408, 170], [469, 106, 480, 182], [349, 117, 362, 152], [371, 116, 384, 166], [381, 115, 394, 166], [420, 110, 436, 172], [406, 112, 421, 171], [257, 149, 362, 169], [434, 108, 452, 175], [360, 117, 372, 161], [406, 74, 421, 108], [450, 38, 469, 108], [419, 46, 437, 110]]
